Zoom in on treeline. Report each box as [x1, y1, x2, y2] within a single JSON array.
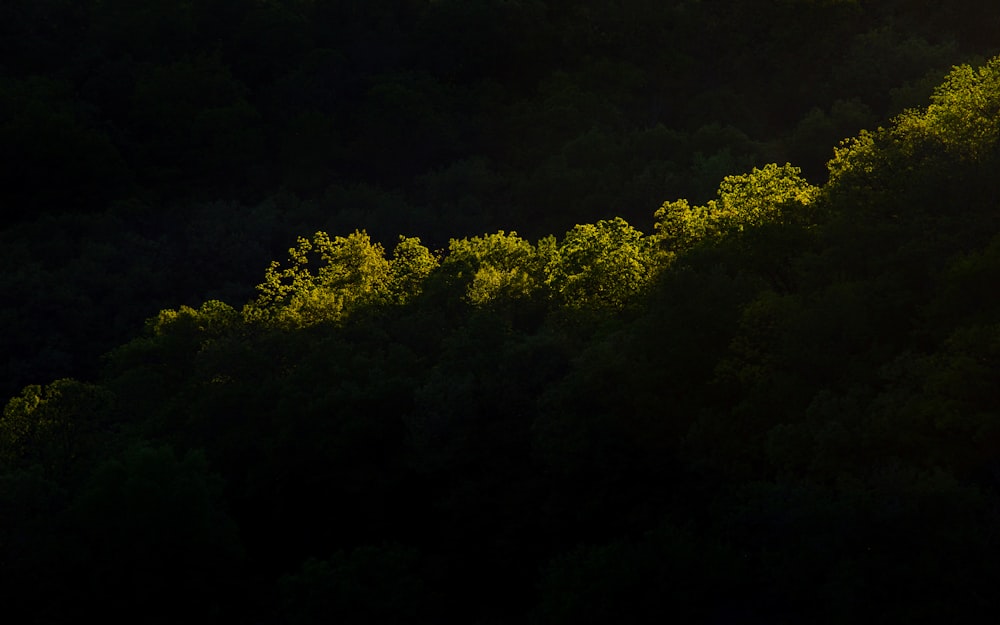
[[4, 56, 1000, 623], [3, 0, 999, 402]]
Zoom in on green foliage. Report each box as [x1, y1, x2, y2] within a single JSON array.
[[714, 163, 818, 229], [787, 98, 876, 179], [442, 230, 545, 305], [652, 198, 717, 255], [9, 11, 1000, 625], [0, 379, 117, 481], [151, 299, 240, 340], [901, 56, 1000, 160], [153, 299, 244, 375], [654, 163, 818, 254], [243, 230, 392, 328], [388, 235, 439, 304], [546, 217, 656, 309], [828, 56, 1000, 191]]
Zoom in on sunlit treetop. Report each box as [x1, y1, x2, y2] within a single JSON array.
[[654, 162, 817, 254], [828, 55, 1000, 186], [545, 217, 657, 310], [443, 231, 545, 306], [242, 230, 392, 328], [905, 55, 1000, 160]]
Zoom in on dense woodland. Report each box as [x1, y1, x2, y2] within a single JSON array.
[[4, 1, 1000, 623]]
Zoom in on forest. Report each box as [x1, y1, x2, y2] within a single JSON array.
[[3, 0, 1000, 623]]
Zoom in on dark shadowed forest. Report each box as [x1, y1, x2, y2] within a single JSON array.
[[3, 1, 1000, 623]]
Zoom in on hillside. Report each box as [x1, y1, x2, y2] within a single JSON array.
[[4, 51, 1000, 623], [5, 0, 1000, 402]]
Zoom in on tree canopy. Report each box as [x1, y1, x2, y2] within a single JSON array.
[[4, 8, 1000, 624]]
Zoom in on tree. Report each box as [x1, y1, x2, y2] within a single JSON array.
[[827, 55, 1000, 192], [654, 163, 818, 259], [651, 197, 717, 256], [545, 217, 657, 310], [243, 230, 392, 328], [0, 379, 117, 483], [442, 230, 544, 306], [899, 55, 1000, 161], [388, 235, 439, 304]]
